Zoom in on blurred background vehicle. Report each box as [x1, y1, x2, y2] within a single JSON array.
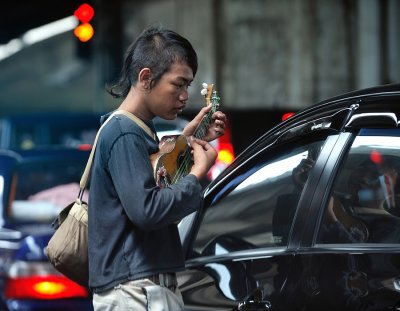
[[0, 148, 93, 311], [0, 113, 99, 150], [177, 83, 400, 311]]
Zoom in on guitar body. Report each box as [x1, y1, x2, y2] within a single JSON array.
[[150, 83, 220, 187], [150, 135, 191, 187]]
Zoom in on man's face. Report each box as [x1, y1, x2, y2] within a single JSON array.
[[147, 62, 193, 120]]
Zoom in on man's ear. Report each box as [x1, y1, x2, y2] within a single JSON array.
[[138, 68, 151, 89]]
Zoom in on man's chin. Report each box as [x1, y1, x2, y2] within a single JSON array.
[[164, 113, 178, 120]]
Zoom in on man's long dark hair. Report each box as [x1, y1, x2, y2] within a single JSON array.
[[107, 24, 198, 98]]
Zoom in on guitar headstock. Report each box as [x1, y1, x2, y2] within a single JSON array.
[[201, 83, 220, 112], [201, 83, 214, 106]]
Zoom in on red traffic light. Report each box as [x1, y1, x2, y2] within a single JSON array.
[[74, 3, 94, 23]]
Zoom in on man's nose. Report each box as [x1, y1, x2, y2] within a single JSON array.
[[179, 89, 189, 101]]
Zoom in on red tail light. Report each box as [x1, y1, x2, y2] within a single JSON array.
[[5, 275, 88, 300], [208, 121, 235, 180], [5, 261, 88, 300], [78, 143, 92, 151], [217, 142, 235, 164], [282, 112, 295, 121], [217, 120, 234, 164]]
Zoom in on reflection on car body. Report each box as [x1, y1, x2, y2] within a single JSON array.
[[178, 83, 400, 311]]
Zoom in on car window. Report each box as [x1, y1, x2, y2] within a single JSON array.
[[13, 123, 40, 149], [8, 158, 87, 223], [193, 137, 328, 257], [49, 125, 97, 148], [13, 123, 98, 149], [317, 128, 400, 244]]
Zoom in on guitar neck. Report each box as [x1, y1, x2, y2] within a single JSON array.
[[193, 113, 213, 140], [172, 85, 219, 184], [193, 89, 220, 140]]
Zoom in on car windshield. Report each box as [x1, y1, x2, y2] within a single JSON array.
[[8, 157, 87, 223]]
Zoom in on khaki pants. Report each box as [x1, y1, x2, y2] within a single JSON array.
[[92, 278, 184, 311]]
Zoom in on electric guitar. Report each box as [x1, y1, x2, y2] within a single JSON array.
[[150, 83, 220, 188]]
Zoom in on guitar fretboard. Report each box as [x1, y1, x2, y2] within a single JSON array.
[[172, 87, 220, 184]]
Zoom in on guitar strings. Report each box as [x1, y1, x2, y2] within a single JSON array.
[[172, 113, 213, 183], [170, 91, 219, 184]]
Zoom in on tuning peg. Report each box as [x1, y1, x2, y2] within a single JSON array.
[[201, 82, 208, 96]]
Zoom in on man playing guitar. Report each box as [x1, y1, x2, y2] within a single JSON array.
[[88, 24, 226, 311]]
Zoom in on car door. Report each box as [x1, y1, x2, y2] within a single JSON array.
[[295, 126, 400, 311], [178, 128, 337, 311]]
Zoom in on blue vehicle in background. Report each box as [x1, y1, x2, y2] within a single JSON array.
[[0, 148, 93, 311], [0, 113, 189, 310], [0, 113, 100, 150]]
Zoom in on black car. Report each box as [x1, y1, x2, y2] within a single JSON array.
[[177, 83, 400, 311]]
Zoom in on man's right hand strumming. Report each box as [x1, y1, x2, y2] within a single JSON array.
[[189, 137, 217, 180]]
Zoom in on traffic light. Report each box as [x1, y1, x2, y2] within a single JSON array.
[[73, 3, 94, 42], [74, 23, 94, 43]]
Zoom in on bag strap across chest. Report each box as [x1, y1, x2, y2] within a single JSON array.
[[78, 110, 155, 197]]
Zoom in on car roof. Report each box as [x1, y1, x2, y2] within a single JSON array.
[[206, 83, 400, 194], [250, 83, 400, 153], [316, 83, 400, 106], [0, 112, 100, 124], [0, 147, 91, 162]]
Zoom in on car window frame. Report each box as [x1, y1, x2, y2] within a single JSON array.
[[311, 127, 400, 250], [180, 102, 361, 259], [284, 132, 352, 249], [182, 130, 341, 261]]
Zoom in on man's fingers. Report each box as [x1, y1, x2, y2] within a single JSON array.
[[194, 106, 212, 121], [191, 137, 208, 148], [191, 138, 216, 157], [212, 111, 227, 123]]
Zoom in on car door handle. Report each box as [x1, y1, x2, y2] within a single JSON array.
[[237, 299, 272, 311]]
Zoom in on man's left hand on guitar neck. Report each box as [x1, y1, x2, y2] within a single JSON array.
[[182, 105, 227, 142]]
